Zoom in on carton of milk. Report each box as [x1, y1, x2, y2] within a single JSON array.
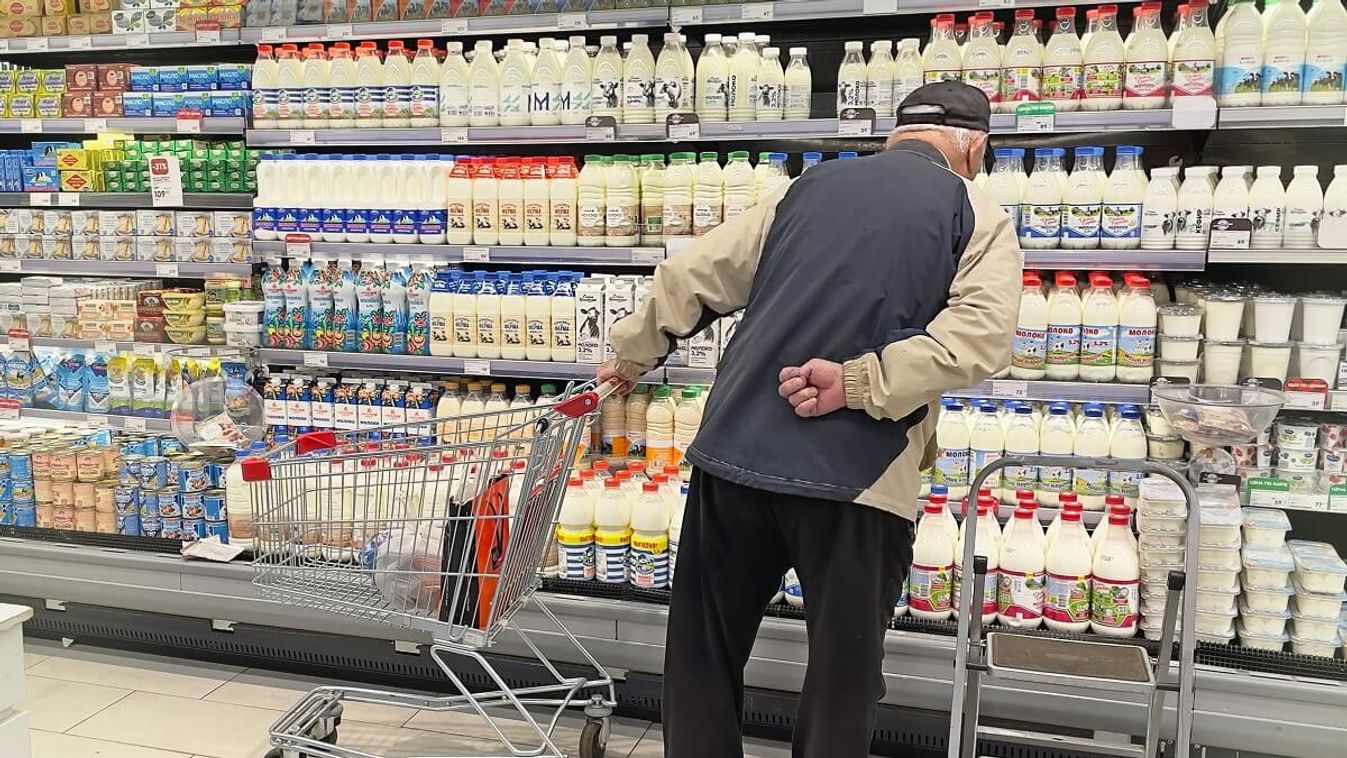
[[688, 321, 720, 368], [602, 277, 634, 363], [576, 277, 605, 364]]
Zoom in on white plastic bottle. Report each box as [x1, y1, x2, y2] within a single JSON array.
[[1262, 0, 1309, 106], [498, 39, 532, 127], [275, 43, 304, 128], [836, 41, 868, 115], [1212, 165, 1252, 224], [1102, 145, 1145, 249], [1321, 165, 1347, 247], [865, 41, 895, 117], [722, 151, 756, 220], [655, 33, 693, 121], [523, 158, 550, 246], [984, 148, 1025, 233], [1116, 276, 1157, 384], [923, 14, 963, 83], [381, 40, 411, 128], [299, 43, 329, 130], [1079, 273, 1119, 382], [497, 158, 524, 246], [1000, 9, 1043, 112], [560, 37, 592, 125], [1090, 507, 1140, 636], [1305, 0, 1347, 104], [591, 35, 623, 120], [406, 39, 439, 128], [1108, 405, 1148, 504], [970, 403, 1006, 503], [1002, 405, 1040, 504], [1217, 0, 1264, 106], [1285, 165, 1325, 248], [997, 507, 1046, 629], [1123, 4, 1168, 109], [1042, 7, 1084, 111], [452, 273, 478, 358], [446, 157, 473, 245], [499, 274, 527, 360], [891, 39, 922, 108], [728, 32, 760, 122], [1072, 405, 1111, 509], [1174, 165, 1216, 250], [352, 41, 383, 129], [692, 152, 723, 238], [783, 47, 812, 119], [1012, 272, 1048, 379], [1045, 271, 1083, 380], [909, 500, 955, 621], [1140, 165, 1180, 250], [1171, 0, 1217, 99], [594, 478, 631, 584], [623, 34, 656, 124], [1061, 146, 1104, 249], [556, 477, 595, 581], [471, 157, 499, 245], [1020, 147, 1063, 249], [662, 152, 695, 241], [696, 34, 730, 122], [672, 387, 702, 467], [577, 155, 607, 247], [755, 47, 786, 121], [252, 45, 280, 129], [954, 498, 1000, 623], [935, 403, 972, 500], [530, 38, 563, 126], [438, 42, 470, 127], [548, 157, 579, 247], [962, 14, 1003, 108], [1081, 4, 1125, 110], [1043, 507, 1093, 633], [629, 481, 670, 589], [550, 272, 577, 362], [1037, 403, 1076, 505], [605, 155, 639, 247], [468, 41, 500, 127]]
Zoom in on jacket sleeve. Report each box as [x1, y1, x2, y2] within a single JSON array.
[[841, 183, 1022, 421], [608, 182, 790, 378]]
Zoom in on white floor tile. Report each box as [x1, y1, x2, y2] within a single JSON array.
[[27, 646, 243, 699], [23, 675, 133, 733], [30, 730, 194, 758], [205, 669, 419, 728], [329, 721, 510, 758], [405, 707, 645, 755], [69, 691, 278, 758]]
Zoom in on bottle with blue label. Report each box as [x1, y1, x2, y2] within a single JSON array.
[[1020, 147, 1064, 249], [628, 481, 670, 589], [594, 477, 632, 584], [1216, 0, 1265, 106], [1101, 145, 1145, 249]]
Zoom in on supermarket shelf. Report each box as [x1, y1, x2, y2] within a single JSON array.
[[0, 259, 252, 277], [1022, 249, 1207, 271], [259, 348, 622, 382], [0, 30, 245, 55], [30, 338, 242, 356], [1207, 248, 1347, 264], [945, 379, 1152, 403], [252, 239, 663, 266], [0, 192, 252, 209], [15, 407, 171, 432], [669, 0, 1067, 25], [991, 108, 1185, 134], [241, 7, 669, 44], [1218, 105, 1347, 130], [0, 117, 245, 135], [664, 366, 716, 385], [1, 540, 1343, 758]]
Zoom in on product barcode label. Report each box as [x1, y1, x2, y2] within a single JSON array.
[[58, 193, 79, 207], [991, 381, 1028, 399], [440, 19, 468, 34], [155, 263, 179, 277], [123, 417, 148, 431], [20, 119, 42, 133], [441, 128, 468, 144]]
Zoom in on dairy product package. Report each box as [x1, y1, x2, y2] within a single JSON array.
[[576, 276, 605, 364]]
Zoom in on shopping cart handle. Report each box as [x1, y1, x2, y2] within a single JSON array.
[[240, 456, 272, 482], [554, 381, 620, 418], [296, 430, 338, 455]]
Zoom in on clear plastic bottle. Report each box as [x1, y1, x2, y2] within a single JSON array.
[[439, 42, 470, 127], [560, 36, 592, 125], [673, 387, 702, 467], [1079, 273, 1119, 383], [655, 32, 693, 121], [1012, 271, 1048, 380], [529, 38, 563, 126], [783, 47, 812, 119], [1081, 3, 1125, 110], [299, 43, 330, 130], [1072, 405, 1112, 508], [757, 46, 786, 120], [1262, 0, 1308, 106], [591, 35, 623, 120], [1061, 146, 1104, 250], [623, 33, 656, 124], [1140, 165, 1180, 249], [639, 154, 665, 246], [468, 40, 500, 127], [1101, 144, 1145, 249], [604, 155, 640, 247], [1000, 9, 1043, 112], [662, 152, 696, 242], [923, 14, 963, 83], [836, 40, 868, 115], [1020, 147, 1064, 249], [1046, 272, 1083, 380], [692, 151, 724, 238], [728, 32, 760, 122], [866, 40, 895, 116], [696, 33, 729, 122], [1284, 165, 1325, 249], [962, 13, 1003, 108], [1171, 0, 1217, 99], [577, 154, 607, 247], [1042, 7, 1084, 112], [1116, 275, 1157, 383], [381, 40, 412, 128], [549, 157, 579, 246], [1123, 4, 1168, 108], [892, 38, 923, 109], [252, 44, 280, 129]]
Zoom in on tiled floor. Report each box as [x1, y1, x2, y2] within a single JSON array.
[[17, 637, 797, 758]]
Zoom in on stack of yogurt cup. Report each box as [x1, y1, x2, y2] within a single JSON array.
[[1136, 478, 1188, 641], [1287, 540, 1347, 657], [1155, 302, 1202, 383], [1236, 507, 1294, 651], [1191, 490, 1243, 644], [1263, 417, 1346, 494]]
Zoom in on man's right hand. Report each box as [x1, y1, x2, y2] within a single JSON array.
[[778, 359, 846, 418], [597, 360, 638, 396]]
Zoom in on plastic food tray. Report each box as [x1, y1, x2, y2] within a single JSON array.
[[1241, 507, 1292, 547], [1198, 545, 1242, 571], [1290, 577, 1347, 620], [1243, 544, 1296, 590], [1237, 619, 1289, 651], [1197, 567, 1240, 592], [1238, 600, 1291, 637], [1288, 540, 1347, 594], [1242, 580, 1294, 614]]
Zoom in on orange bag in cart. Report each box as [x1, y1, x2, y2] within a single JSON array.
[[437, 474, 511, 630]]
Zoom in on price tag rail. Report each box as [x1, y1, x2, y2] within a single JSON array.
[[0, 117, 246, 135], [250, 240, 665, 267]]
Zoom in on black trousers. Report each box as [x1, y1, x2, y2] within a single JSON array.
[[662, 468, 914, 758]]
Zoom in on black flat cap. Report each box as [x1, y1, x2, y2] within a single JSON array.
[[896, 81, 992, 133]]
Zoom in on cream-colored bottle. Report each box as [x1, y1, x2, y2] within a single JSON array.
[[866, 41, 895, 116], [727, 31, 760, 121], [783, 47, 812, 119], [662, 152, 696, 241], [837, 41, 868, 114], [439, 41, 470, 127], [578, 155, 608, 247], [692, 151, 724, 237], [757, 46, 785, 120], [530, 38, 563, 126], [655, 32, 693, 121], [560, 36, 592, 125], [623, 33, 656, 124], [605, 155, 640, 247], [696, 33, 730, 121], [468, 40, 500, 127], [639, 154, 665, 245], [893, 39, 923, 108], [499, 39, 532, 126], [590, 35, 623, 119]]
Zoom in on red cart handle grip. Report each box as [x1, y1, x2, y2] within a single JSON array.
[[296, 430, 338, 455]]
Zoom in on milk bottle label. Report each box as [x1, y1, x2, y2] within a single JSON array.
[[253, 206, 276, 233], [1141, 206, 1175, 242], [1117, 325, 1155, 367], [302, 86, 327, 119], [701, 75, 727, 110], [500, 82, 529, 119], [1109, 470, 1144, 499], [578, 202, 605, 240], [409, 83, 438, 120], [442, 81, 469, 120], [525, 200, 547, 235], [1042, 64, 1083, 101], [1002, 67, 1042, 104], [953, 563, 998, 616], [1038, 464, 1072, 494], [383, 85, 409, 120], [971, 449, 1004, 489], [1073, 467, 1108, 498], [934, 447, 970, 489], [594, 528, 630, 584], [1304, 54, 1346, 96], [1083, 62, 1124, 99], [1012, 326, 1047, 370], [552, 313, 573, 354], [1123, 61, 1167, 99], [692, 202, 722, 236], [328, 85, 354, 120], [907, 561, 953, 614], [1217, 56, 1261, 97], [557, 527, 596, 581], [531, 83, 561, 114], [418, 207, 446, 237], [997, 569, 1045, 622], [784, 82, 809, 114], [1046, 323, 1081, 366], [1022, 203, 1063, 239], [836, 80, 865, 110], [500, 198, 521, 237], [1000, 203, 1021, 232], [322, 208, 345, 235], [1090, 576, 1139, 629], [477, 315, 497, 350], [252, 88, 275, 121], [392, 208, 417, 236], [1063, 203, 1102, 239], [448, 200, 469, 235], [606, 201, 638, 238], [624, 74, 655, 111], [354, 85, 379, 119], [1172, 59, 1215, 97], [346, 207, 369, 235], [1080, 324, 1116, 366], [1261, 55, 1303, 96], [923, 69, 960, 84], [1285, 206, 1318, 238], [962, 69, 1001, 104], [552, 200, 574, 234], [502, 315, 523, 351], [470, 83, 497, 119], [1044, 572, 1092, 625], [760, 81, 783, 111], [592, 74, 621, 113], [1003, 462, 1038, 494], [526, 314, 548, 350], [1101, 203, 1142, 239], [629, 533, 669, 589], [662, 200, 692, 237], [454, 313, 473, 348]]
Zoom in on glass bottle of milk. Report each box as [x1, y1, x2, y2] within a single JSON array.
[[1020, 147, 1064, 249], [783, 47, 812, 119], [696, 34, 729, 122], [1061, 146, 1104, 250], [836, 41, 868, 115], [1101, 144, 1145, 249]]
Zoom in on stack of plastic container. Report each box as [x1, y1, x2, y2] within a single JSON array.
[[1192, 493, 1242, 644], [1136, 478, 1186, 640], [1287, 541, 1347, 657], [1236, 507, 1294, 651]]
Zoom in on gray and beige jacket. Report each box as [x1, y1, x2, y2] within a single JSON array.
[[608, 139, 1023, 522]]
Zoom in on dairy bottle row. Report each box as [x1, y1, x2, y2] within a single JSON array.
[[1012, 270, 1157, 384]]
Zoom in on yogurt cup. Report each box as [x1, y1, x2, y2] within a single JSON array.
[[1237, 621, 1289, 651], [1320, 447, 1346, 473], [1323, 472, 1347, 488], [1288, 540, 1347, 593], [1242, 544, 1295, 589], [1277, 418, 1320, 449], [1295, 342, 1343, 385], [1290, 631, 1340, 658], [1241, 581, 1294, 614], [1230, 443, 1259, 466], [1319, 422, 1346, 449], [224, 324, 263, 347], [1159, 333, 1201, 361], [1298, 295, 1347, 344], [1278, 446, 1318, 471], [1146, 434, 1185, 460], [1201, 339, 1244, 384], [1252, 295, 1297, 342], [1156, 359, 1199, 382], [1247, 340, 1293, 382], [1289, 577, 1347, 620], [1257, 444, 1274, 467], [1241, 507, 1291, 547], [1203, 293, 1246, 340], [1276, 468, 1319, 492], [1158, 303, 1203, 336]]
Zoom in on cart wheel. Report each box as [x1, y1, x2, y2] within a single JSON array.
[[319, 729, 338, 745], [578, 719, 607, 758]]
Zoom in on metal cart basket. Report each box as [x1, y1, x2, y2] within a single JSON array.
[[240, 381, 617, 758]]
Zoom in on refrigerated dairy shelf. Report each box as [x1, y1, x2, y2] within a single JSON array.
[[0, 29, 245, 54], [0, 259, 252, 277], [945, 379, 1153, 403], [1021, 249, 1207, 271], [30, 338, 241, 356], [12, 407, 172, 432], [0, 117, 246, 135], [1207, 249, 1347, 264], [258, 349, 649, 383], [251, 240, 663, 266], [0, 193, 253, 209], [1217, 105, 1347, 129]]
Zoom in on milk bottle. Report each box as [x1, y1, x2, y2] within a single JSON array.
[[299, 44, 329, 130], [783, 47, 813, 119], [1042, 7, 1084, 111], [935, 402, 972, 499], [727, 32, 760, 122], [625, 385, 650, 460], [673, 387, 702, 466], [1217, 0, 1264, 106], [1174, 165, 1216, 250], [923, 15, 962, 83], [997, 507, 1046, 628], [835, 41, 868, 115], [560, 37, 592, 125], [1322, 165, 1347, 247], [1062, 146, 1103, 249], [696, 34, 729, 121], [629, 481, 670, 589], [557, 477, 595, 581], [1001, 9, 1043, 112], [1072, 406, 1111, 509], [662, 152, 695, 241], [437, 42, 470, 127], [589, 36, 623, 120], [1044, 496, 1082, 548], [984, 148, 1024, 232], [692, 152, 724, 237], [962, 14, 1002, 108], [471, 157, 499, 245], [909, 500, 955, 620], [722, 151, 756, 220], [1082, 4, 1124, 110], [499, 274, 527, 360], [860, 40, 894, 117], [756, 47, 786, 120], [954, 498, 1000, 623], [623, 34, 656, 124], [1140, 166, 1180, 249], [1037, 403, 1075, 505], [645, 385, 676, 468], [1080, 273, 1119, 382], [1122, 4, 1168, 109], [253, 45, 280, 128], [522, 158, 550, 246], [550, 157, 579, 246], [1090, 507, 1140, 636], [1012, 272, 1048, 379], [275, 44, 304, 128], [550, 272, 577, 362], [497, 158, 524, 245], [655, 33, 693, 121], [1043, 508, 1092, 632], [1116, 275, 1157, 383], [1020, 148, 1063, 249], [446, 156, 472, 245], [402, 40, 439, 128], [468, 41, 500, 126], [529, 38, 563, 126], [577, 155, 607, 247], [451, 274, 478, 358], [1245, 165, 1285, 248], [320, 43, 355, 128], [1305, 0, 1347, 104], [380, 40, 411, 128], [1002, 405, 1040, 504], [497, 39, 532, 127], [593, 478, 631, 584], [1172, 0, 1217, 98], [1102, 144, 1145, 248], [1108, 406, 1147, 504], [1263, 0, 1308, 106], [393, 155, 425, 244], [605, 155, 639, 247], [1285, 165, 1324, 248], [428, 272, 456, 357], [1090, 498, 1129, 554], [970, 404, 1005, 502], [1212, 165, 1251, 225], [1046, 271, 1082, 380]]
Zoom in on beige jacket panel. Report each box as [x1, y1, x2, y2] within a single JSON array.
[[853, 399, 941, 521]]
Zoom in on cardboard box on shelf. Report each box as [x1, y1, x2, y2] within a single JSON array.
[[66, 10, 110, 32], [0, 15, 39, 35], [0, 0, 41, 16], [61, 91, 92, 117], [60, 169, 101, 191], [13, 69, 38, 92], [64, 64, 97, 91], [91, 91, 122, 116], [5, 92, 34, 116], [39, 69, 65, 93], [38, 14, 64, 33], [96, 63, 132, 91], [142, 5, 170, 29], [78, 0, 117, 11], [108, 7, 140, 30], [204, 3, 237, 26], [34, 92, 59, 117], [41, 0, 73, 15]]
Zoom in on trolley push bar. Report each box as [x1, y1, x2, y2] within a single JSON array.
[[242, 380, 621, 758], [946, 456, 1201, 758]]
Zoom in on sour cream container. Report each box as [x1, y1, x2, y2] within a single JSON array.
[[1156, 358, 1199, 382], [1247, 340, 1293, 382], [1298, 295, 1347, 344], [1276, 418, 1320, 449], [1201, 339, 1244, 383], [1158, 303, 1203, 336], [1242, 544, 1296, 590], [1288, 540, 1347, 593], [1295, 342, 1343, 385], [1241, 582, 1294, 614], [1159, 333, 1201, 361], [1252, 295, 1297, 342], [1203, 293, 1246, 340], [1241, 507, 1291, 547]]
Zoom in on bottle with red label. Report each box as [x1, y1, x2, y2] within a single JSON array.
[[909, 499, 956, 620]]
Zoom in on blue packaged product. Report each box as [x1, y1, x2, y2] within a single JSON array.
[[385, 266, 408, 355], [9, 451, 32, 479], [209, 91, 246, 116], [159, 488, 183, 518], [157, 66, 188, 93], [205, 520, 229, 543], [122, 92, 154, 117], [286, 375, 313, 433], [186, 65, 218, 91], [21, 166, 59, 191], [406, 265, 432, 356], [119, 454, 141, 484], [204, 461, 223, 488], [31, 142, 74, 166], [0, 499, 11, 526], [334, 265, 358, 352], [164, 455, 181, 489], [310, 376, 336, 429], [138, 489, 159, 519], [116, 513, 142, 536], [217, 63, 251, 91], [202, 489, 226, 521], [184, 518, 206, 539], [179, 460, 208, 492], [13, 503, 35, 527], [151, 93, 185, 117], [0, 454, 9, 478], [181, 92, 211, 114], [160, 517, 182, 539], [140, 456, 168, 489], [85, 353, 109, 413], [129, 66, 159, 92], [114, 485, 138, 515], [10, 479, 32, 501]]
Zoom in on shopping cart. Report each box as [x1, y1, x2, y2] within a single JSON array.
[[240, 381, 618, 758], [947, 456, 1201, 758]]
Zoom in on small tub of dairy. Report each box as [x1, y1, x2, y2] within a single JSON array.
[[1139, 532, 1185, 550], [1242, 580, 1294, 613], [1241, 507, 1291, 547], [1320, 447, 1346, 473], [1291, 615, 1341, 644], [1155, 359, 1199, 382], [1146, 436, 1186, 461], [1159, 333, 1201, 361], [1277, 446, 1318, 471], [1140, 544, 1185, 569], [1201, 339, 1244, 384], [222, 301, 265, 326], [1290, 630, 1340, 658], [1289, 540, 1347, 593], [1247, 340, 1293, 382], [1196, 586, 1239, 613], [1257, 444, 1274, 467], [1319, 422, 1346, 449], [1197, 567, 1240, 592], [1277, 418, 1320, 449], [1290, 578, 1347, 620], [1195, 607, 1237, 637], [1242, 544, 1296, 589], [1277, 469, 1319, 492], [1253, 295, 1297, 342], [1198, 545, 1241, 571], [1236, 620, 1289, 651], [1298, 295, 1347, 344], [1230, 443, 1259, 466], [224, 323, 263, 347], [1141, 567, 1174, 585], [1158, 304, 1203, 336], [1138, 511, 1186, 535], [1203, 293, 1246, 340], [1139, 478, 1187, 514], [1199, 503, 1242, 545], [1295, 342, 1344, 385]]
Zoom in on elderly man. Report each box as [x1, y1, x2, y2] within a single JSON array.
[[600, 81, 1022, 758]]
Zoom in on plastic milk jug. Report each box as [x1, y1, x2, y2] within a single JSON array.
[[1217, 0, 1264, 105], [1140, 166, 1180, 249], [326, 43, 356, 128], [1000, 9, 1043, 112], [645, 385, 676, 468], [924, 14, 962, 83], [954, 499, 1000, 623], [692, 152, 724, 237], [935, 402, 972, 499], [696, 34, 729, 121], [401, 40, 437, 128], [1116, 276, 1156, 383], [662, 152, 695, 241], [961, 14, 1002, 109], [499, 274, 527, 360], [1172, 0, 1217, 98], [498, 39, 531, 126], [605, 155, 639, 247], [1102, 144, 1145, 248], [1044, 497, 1083, 549], [984, 148, 1025, 232], [560, 37, 592, 125], [722, 151, 756, 220], [1037, 404, 1075, 505], [1020, 148, 1063, 249], [638, 155, 665, 245], [673, 387, 702, 466], [1249, 165, 1286, 248], [1262, 0, 1308, 106], [865, 41, 895, 116], [1079, 273, 1118, 382], [1062, 146, 1104, 249], [275, 43, 304, 128], [836, 41, 867, 115], [593, 478, 632, 584], [1175, 166, 1216, 250], [1043, 7, 1084, 111], [352, 42, 383, 129], [1108, 406, 1147, 503], [1071, 406, 1111, 509], [1285, 165, 1324, 247], [550, 272, 577, 362], [590, 36, 622, 119], [623, 34, 656, 124], [656, 33, 693, 121], [1082, 4, 1124, 110], [997, 507, 1046, 628], [784, 47, 813, 119], [1090, 508, 1140, 636], [468, 41, 500, 126], [1046, 272, 1082, 380], [909, 500, 956, 620], [496, 159, 524, 246], [529, 38, 564, 126], [473, 273, 501, 359], [726, 32, 759, 122], [557, 477, 596, 581], [522, 158, 550, 246], [1002, 405, 1040, 504], [380, 40, 411, 128], [577, 155, 607, 246], [892, 39, 923, 107], [1043, 507, 1093, 632], [1123, 4, 1168, 108], [628, 481, 670, 589], [1305, 0, 1347, 104], [438, 42, 470, 127], [549, 157, 579, 246], [470, 156, 499, 245], [252, 45, 280, 128], [1321, 165, 1347, 247], [625, 386, 650, 460], [1012, 272, 1048, 379], [446, 156, 472, 245], [970, 404, 1006, 502], [1090, 499, 1127, 554]]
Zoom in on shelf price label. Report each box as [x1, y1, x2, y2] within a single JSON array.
[[289, 130, 315, 145], [57, 193, 79, 207], [631, 248, 664, 265], [666, 112, 700, 141], [440, 19, 468, 34], [148, 154, 184, 208], [284, 233, 312, 257], [94, 341, 117, 354], [175, 109, 203, 134], [126, 32, 149, 47], [463, 359, 491, 376], [670, 7, 702, 24], [837, 107, 876, 137], [66, 35, 92, 50], [7, 329, 30, 352], [26, 37, 48, 51], [462, 246, 490, 262], [742, 3, 774, 20], [440, 127, 469, 144], [990, 381, 1029, 399], [1170, 95, 1217, 130], [303, 352, 329, 368], [558, 12, 587, 29], [20, 119, 42, 133], [1209, 217, 1252, 250], [1015, 102, 1056, 132], [862, 0, 898, 13], [585, 114, 617, 142], [28, 193, 52, 207], [194, 21, 223, 43], [979, 0, 1015, 7], [155, 262, 179, 277], [323, 23, 353, 38], [83, 118, 108, 132], [123, 417, 148, 431], [86, 413, 110, 428], [0, 259, 19, 273]]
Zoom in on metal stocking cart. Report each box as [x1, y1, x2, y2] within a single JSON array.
[[240, 381, 618, 758]]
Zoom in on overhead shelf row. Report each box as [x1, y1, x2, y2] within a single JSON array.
[[0, 193, 253, 209], [0, 117, 246, 135], [0, 259, 252, 277]]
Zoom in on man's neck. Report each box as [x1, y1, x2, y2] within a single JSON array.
[[887, 138, 954, 170]]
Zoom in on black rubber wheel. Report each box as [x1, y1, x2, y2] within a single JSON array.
[[579, 720, 607, 758], [319, 729, 338, 745]]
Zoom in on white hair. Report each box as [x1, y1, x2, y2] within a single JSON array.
[[885, 124, 982, 152]]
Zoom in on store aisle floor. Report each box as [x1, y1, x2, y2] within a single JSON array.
[[19, 636, 801, 758]]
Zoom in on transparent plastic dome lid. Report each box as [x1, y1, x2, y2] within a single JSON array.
[[169, 375, 267, 450], [1151, 383, 1284, 447]]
